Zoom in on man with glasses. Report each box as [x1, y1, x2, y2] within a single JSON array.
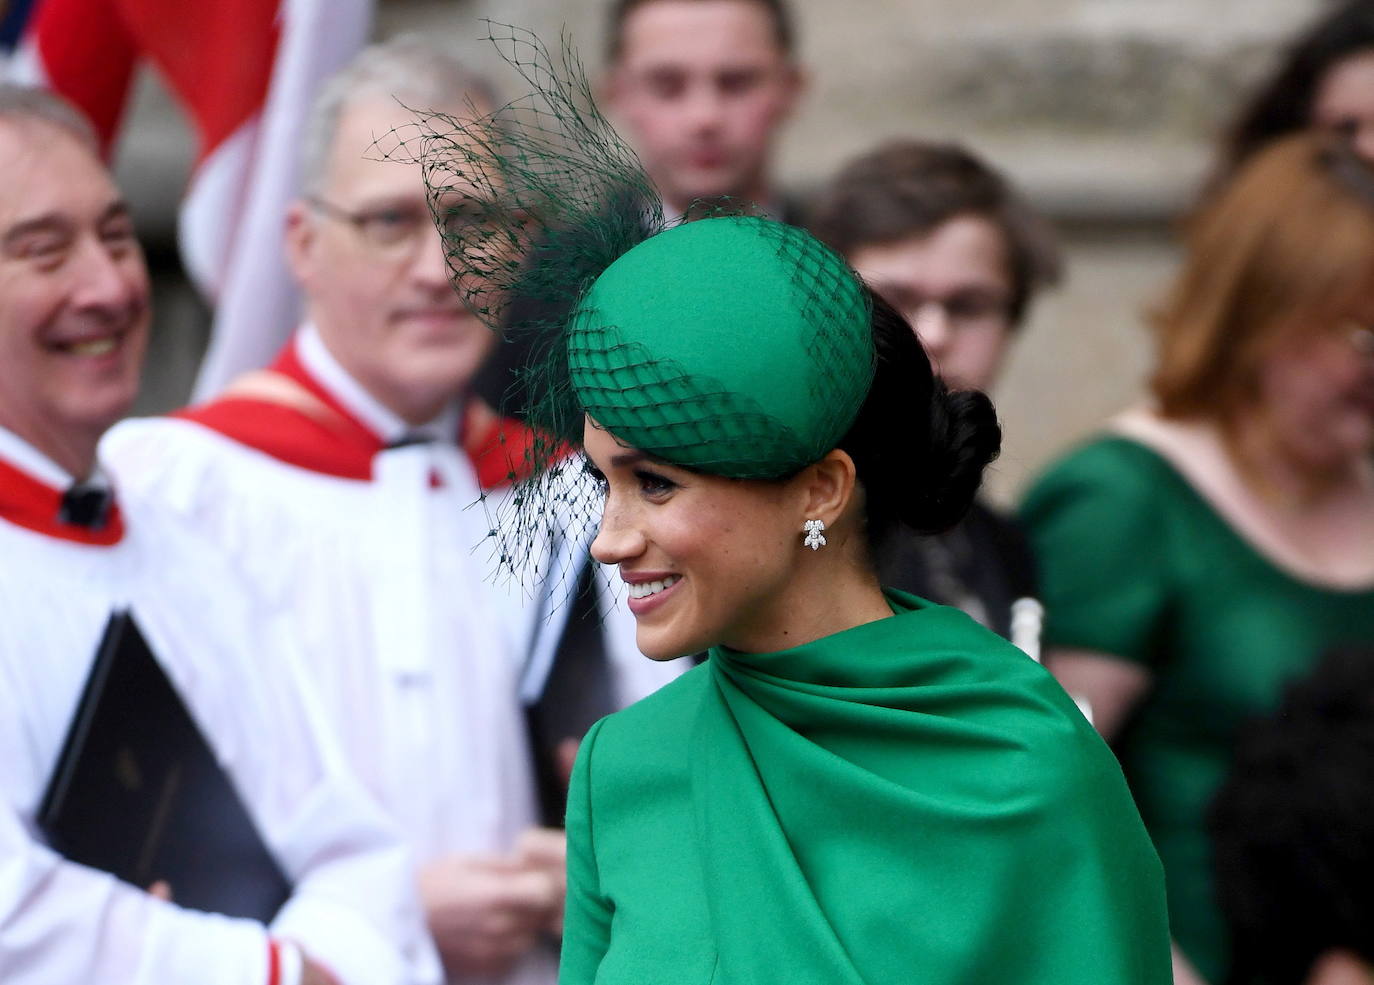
[[810, 139, 1062, 651], [106, 38, 572, 985]]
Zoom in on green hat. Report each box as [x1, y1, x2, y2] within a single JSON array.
[[567, 216, 874, 478]]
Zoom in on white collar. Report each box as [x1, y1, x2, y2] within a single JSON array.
[[295, 323, 462, 445], [0, 424, 106, 489]]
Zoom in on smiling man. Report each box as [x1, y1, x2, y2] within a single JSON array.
[[0, 85, 437, 985], [102, 37, 679, 985], [602, 0, 804, 220]]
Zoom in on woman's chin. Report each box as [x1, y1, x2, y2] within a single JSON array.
[[636, 636, 696, 662], [635, 625, 707, 662]]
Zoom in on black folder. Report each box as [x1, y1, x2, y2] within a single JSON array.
[[37, 610, 292, 922]]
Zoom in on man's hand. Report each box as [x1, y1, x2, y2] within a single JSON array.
[[418, 846, 563, 977], [1304, 949, 1374, 985], [516, 827, 567, 935], [556, 737, 580, 789], [300, 954, 341, 985]]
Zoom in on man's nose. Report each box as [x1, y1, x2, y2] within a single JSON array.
[[682, 84, 726, 131], [410, 221, 454, 291], [72, 238, 147, 315], [1354, 122, 1374, 166], [911, 301, 953, 358]]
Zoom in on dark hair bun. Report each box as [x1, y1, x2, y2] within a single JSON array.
[[908, 383, 1001, 533], [839, 290, 1002, 541]]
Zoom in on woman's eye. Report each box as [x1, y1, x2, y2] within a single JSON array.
[[636, 470, 677, 497]]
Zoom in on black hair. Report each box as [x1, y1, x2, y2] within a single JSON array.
[[810, 140, 1061, 328], [1208, 645, 1374, 985], [605, 0, 796, 62], [1212, 0, 1374, 187], [839, 289, 1001, 546]]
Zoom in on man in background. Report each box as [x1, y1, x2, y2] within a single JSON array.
[[811, 140, 1062, 652], [0, 84, 435, 985], [474, 0, 805, 412], [602, 0, 804, 221]]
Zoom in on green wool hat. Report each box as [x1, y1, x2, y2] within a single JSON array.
[[567, 216, 874, 478]]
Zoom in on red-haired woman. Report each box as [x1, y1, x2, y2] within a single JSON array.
[[1023, 133, 1374, 985]]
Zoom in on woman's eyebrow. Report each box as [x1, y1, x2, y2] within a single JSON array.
[[610, 451, 648, 468]]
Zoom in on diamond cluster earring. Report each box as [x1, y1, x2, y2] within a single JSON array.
[[803, 518, 827, 551]]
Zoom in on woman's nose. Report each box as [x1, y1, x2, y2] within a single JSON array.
[[590, 500, 646, 565]]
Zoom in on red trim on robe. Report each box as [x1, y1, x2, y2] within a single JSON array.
[[461, 408, 541, 489], [174, 397, 380, 481], [266, 938, 281, 985], [173, 342, 382, 481], [0, 458, 125, 546], [174, 339, 541, 490]]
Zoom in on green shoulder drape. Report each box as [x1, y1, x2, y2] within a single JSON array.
[[562, 591, 1170, 984]]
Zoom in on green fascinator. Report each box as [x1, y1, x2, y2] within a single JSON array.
[[568, 215, 873, 477], [387, 26, 873, 584]]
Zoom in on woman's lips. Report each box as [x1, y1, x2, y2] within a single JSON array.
[[624, 573, 683, 616]]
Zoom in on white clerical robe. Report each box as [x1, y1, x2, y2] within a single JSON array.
[[103, 326, 683, 985], [0, 427, 440, 985]]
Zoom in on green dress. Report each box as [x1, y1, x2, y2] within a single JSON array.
[[1021, 436, 1374, 984], [560, 590, 1170, 985]]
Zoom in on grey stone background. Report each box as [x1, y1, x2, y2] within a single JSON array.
[[118, 0, 1326, 504]]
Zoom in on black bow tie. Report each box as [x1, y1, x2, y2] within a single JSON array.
[[59, 483, 114, 530], [384, 432, 436, 451]]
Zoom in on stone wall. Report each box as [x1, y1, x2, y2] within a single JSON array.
[[378, 0, 1320, 215]]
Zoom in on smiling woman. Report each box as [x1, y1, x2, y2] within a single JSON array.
[[553, 215, 1170, 985], [414, 29, 1172, 985]]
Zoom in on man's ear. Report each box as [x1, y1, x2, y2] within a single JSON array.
[[778, 63, 808, 120], [799, 449, 857, 527], [597, 67, 625, 114], [283, 199, 316, 286]]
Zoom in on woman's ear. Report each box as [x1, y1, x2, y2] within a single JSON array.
[[800, 449, 858, 525]]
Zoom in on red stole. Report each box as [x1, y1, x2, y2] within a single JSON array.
[[174, 340, 538, 489], [0, 458, 125, 545]]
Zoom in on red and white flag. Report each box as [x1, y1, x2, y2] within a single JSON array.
[[9, 0, 372, 399]]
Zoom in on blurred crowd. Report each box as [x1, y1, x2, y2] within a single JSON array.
[[1, 1, 1372, 984]]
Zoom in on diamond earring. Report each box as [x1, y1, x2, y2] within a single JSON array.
[[803, 518, 827, 551]]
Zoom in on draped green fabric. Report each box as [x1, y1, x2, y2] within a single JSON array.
[[562, 591, 1171, 985]]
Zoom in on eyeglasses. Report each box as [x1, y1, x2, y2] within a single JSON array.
[[309, 194, 525, 269], [1341, 320, 1374, 357], [881, 287, 1011, 332], [307, 196, 434, 256]]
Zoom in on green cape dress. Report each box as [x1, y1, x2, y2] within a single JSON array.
[[561, 590, 1170, 984]]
